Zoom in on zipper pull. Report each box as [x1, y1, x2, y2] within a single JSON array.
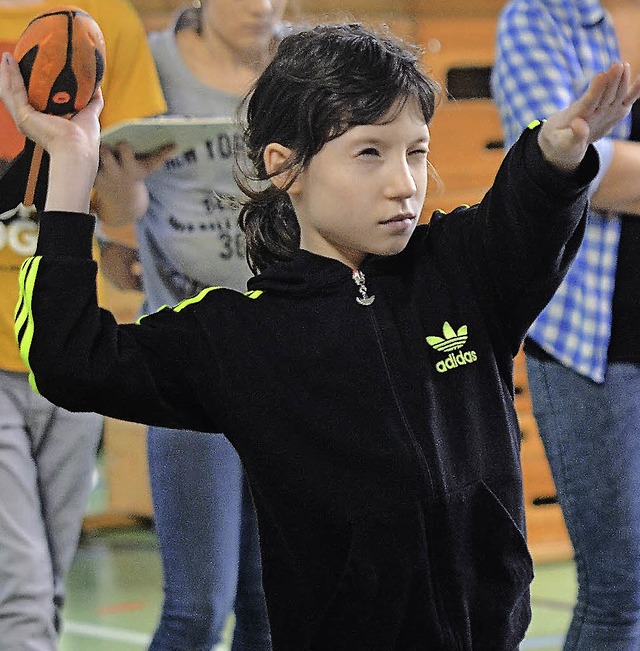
[[352, 269, 375, 306]]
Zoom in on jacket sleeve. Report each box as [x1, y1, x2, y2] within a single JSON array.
[[15, 211, 227, 432], [430, 122, 594, 353]]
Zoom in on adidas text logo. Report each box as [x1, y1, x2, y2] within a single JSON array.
[[426, 321, 478, 373]]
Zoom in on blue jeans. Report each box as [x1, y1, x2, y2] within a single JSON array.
[[526, 355, 640, 650], [147, 427, 271, 651]]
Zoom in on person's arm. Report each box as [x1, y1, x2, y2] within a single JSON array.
[[491, 0, 640, 215], [88, 0, 169, 284], [19, 211, 222, 428], [89, 0, 168, 218], [590, 140, 640, 213], [451, 63, 640, 350], [0, 52, 222, 431], [535, 63, 640, 175]]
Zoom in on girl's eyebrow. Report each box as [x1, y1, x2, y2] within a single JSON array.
[[350, 134, 430, 147]]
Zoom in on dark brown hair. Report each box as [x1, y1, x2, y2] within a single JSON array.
[[237, 23, 440, 274]]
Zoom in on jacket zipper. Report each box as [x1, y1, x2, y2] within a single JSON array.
[[351, 269, 376, 306], [352, 268, 461, 650]]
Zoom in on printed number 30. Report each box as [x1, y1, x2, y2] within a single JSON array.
[[220, 232, 245, 260]]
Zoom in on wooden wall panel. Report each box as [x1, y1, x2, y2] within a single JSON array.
[[414, 17, 504, 218], [130, 0, 508, 31], [409, 0, 506, 18]]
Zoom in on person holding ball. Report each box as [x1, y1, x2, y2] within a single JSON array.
[[3, 21, 640, 651]]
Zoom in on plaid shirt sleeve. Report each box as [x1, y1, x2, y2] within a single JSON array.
[[491, 0, 628, 382]]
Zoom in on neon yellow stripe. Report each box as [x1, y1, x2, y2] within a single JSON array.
[[432, 204, 469, 216], [136, 304, 172, 325], [18, 257, 41, 363], [15, 258, 32, 320], [14, 256, 42, 394], [136, 286, 224, 324], [28, 372, 39, 394], [173, 286, 223, 312], [527, 119, 542, 130], [15, 257, 41, 362], [14, 258, 34, 337], [136, 286, 263, 324]]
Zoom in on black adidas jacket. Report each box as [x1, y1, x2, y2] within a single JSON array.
[[15, 125, 594, 650]]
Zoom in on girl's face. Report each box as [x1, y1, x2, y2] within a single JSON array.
[[269, 99, 430, 270], [201, 0, 288, 57]]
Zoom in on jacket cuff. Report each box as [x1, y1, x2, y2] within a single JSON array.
[[35, 211, 96, 258]]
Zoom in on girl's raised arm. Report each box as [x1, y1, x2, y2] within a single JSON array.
[[0, 51, 102, 213]]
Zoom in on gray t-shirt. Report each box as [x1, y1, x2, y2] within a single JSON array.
[[138, 16, 252, 311]]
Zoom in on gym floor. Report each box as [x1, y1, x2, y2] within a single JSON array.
[[59, 473, 576, 651]]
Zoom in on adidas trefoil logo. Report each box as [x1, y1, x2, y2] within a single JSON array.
[[426, 322, 467, 352], [426, 321, 478, 373]]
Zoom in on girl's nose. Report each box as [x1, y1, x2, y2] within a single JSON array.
[[387, 159, 417, 199]]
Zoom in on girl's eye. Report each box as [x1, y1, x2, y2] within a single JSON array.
[[409, 149, 428, 157], [358, 147, 380, 157]]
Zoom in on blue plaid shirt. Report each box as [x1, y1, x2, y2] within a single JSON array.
[[491, 0, 629, 383]]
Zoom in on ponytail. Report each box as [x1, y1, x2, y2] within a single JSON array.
[[238, 186, 300, 275]]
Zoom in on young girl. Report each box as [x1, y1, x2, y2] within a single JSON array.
[[2, 23, 639, 651]]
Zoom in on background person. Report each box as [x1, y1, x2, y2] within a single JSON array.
[[492, 0, 640, 648], [0, 0, 166, 648]]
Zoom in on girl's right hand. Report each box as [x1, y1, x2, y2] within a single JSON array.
[[0, 51, 103, 213]]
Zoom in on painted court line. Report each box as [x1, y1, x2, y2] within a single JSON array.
[[64, 621, 150, 645], [521, 635, 564, 649], [65, 621, 231, 650]]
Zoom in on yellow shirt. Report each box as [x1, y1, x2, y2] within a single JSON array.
[[0, 0, 167, 371]]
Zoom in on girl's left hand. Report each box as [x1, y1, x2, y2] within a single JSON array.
[[0, 51, 103, 212], [539, 62, 640, 174]]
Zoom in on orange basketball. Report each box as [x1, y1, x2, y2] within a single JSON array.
[[14, 5, 106, 116]]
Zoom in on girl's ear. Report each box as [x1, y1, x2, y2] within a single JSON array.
[[263, 143, 300, 193]]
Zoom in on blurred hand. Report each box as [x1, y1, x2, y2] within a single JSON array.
[[98, 241, 143, 292], [93, 142, 174, 226], [539, 62, 640, 174]]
